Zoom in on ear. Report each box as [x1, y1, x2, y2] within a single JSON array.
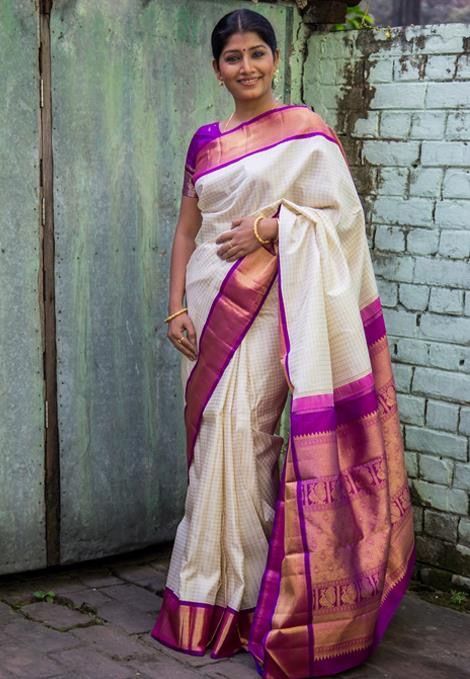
[[212, 58, 221, 80], [273, 48, 281, 69]]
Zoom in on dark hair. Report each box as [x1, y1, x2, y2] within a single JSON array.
[[211, 9, 277, 65]]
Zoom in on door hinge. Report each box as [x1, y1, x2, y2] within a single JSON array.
[[40, 78, 44, 108], [45, 400, 49, 429]]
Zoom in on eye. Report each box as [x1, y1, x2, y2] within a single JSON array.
[[253, 50, 266, 58]]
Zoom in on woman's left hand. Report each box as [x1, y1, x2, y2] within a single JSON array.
[[215, 216, 277, 262]]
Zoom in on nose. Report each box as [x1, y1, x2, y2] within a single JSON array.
[[240, 53, 255, 74]]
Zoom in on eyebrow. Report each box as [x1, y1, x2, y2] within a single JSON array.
[[222, 44, 266, 55]]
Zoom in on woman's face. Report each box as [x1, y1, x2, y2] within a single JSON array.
[[214, 31, 280, 101]]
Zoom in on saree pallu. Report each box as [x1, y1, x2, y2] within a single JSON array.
[[151, 105, 415, 678]]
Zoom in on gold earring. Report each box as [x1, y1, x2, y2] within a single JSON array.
[[219, 79, 224, 87], [272, 70, 278, 88]]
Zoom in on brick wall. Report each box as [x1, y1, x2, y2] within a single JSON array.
[[303, 23, 470, 589]]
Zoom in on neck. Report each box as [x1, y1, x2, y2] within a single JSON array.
[[232, 93, 282, 121]]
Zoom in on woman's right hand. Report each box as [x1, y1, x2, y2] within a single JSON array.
[[167, 312, 198, 361]]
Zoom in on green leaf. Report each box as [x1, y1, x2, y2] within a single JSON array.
[[332, 6, 376, 32], [32, 589, 56, 602], [450, 589, 468, 606]]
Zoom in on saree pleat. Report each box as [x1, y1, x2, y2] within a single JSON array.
[[151, 105, 415, 677], [152, 251, 288, 656]]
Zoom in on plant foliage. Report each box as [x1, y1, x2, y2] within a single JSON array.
[[33, 590, 56, 603], [449, 589, 468, 607], [333, 5, 376, 31]]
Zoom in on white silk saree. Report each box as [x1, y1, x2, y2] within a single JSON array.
[[151, 105, 415, 678]]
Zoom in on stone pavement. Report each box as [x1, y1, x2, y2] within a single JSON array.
[[0, 544, 469, 679]]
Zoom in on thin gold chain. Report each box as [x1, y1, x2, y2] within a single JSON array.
[[221, 99, 283, 133], [222, 111, 235, 133]]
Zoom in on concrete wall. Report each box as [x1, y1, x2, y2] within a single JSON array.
[[0, 0, 302, 575], [51, 0, 302, 568], [304, 23, 470, 589], [0, 0, 46, 573]]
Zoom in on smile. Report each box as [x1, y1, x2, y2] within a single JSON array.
[[238, 77, 262, 85]]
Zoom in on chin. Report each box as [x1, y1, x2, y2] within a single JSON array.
[[238, 87, 269, 99]]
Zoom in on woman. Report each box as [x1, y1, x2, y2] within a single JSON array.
[[151, 9, 415, 678]]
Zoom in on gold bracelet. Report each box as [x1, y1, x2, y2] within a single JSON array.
[[253, 214, 271, 245], [164, 307, 188, 323]]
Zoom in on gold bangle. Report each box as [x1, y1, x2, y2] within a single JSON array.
[[164, 307, 188, 323], [253, 214, 271, 245]]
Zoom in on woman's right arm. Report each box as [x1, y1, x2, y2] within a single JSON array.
[[166, 194, 202, 361]]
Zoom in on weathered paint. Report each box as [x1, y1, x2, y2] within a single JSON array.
[[0, 1, 46, 574], [50, 0, 300, 564]]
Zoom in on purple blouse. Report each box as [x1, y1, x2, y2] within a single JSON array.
[[182, 122, 221, 198]]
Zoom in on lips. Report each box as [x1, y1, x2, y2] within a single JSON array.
[[238, 77, 262, 85]]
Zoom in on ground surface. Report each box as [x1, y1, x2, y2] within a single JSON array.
[[0, 544, 469, 678]]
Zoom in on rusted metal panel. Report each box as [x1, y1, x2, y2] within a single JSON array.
[[0, 1, 46, 574], [50, 0, 298, 563]]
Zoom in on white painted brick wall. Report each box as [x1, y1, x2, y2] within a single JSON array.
[[305, 22, 470, 585], [420, 454, 454, 485], [426, 401, 459, 432]]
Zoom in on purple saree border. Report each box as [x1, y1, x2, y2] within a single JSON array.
[[362, 296, 387, 346], [364, 313, 387, 346], [248, 455, 287, 665], [194, 131, 339, 184], [290, 377, 380, 436], [312, 544, 416, 677], [290, 435, 315, 678], [292, 373, 376, 414], [373, 544, 417, 646], [250, 500, 416, 678], [255, 281, 413, 675], [277, 258, 292, 385], [290, 389, 379, 435], [286, 296, 387, 436], [360, 296, 382, 324], [273, 261, 315, 677], [152, 585, 257, 660], [184, 256, 277, 468], [154, 633, 207, 658], [184, 258, 241, 404], [335, 371, 375, 401]]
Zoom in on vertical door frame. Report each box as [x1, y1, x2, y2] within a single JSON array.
[[39, 0, 60, 566]]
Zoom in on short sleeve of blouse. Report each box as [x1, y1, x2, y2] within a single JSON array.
[[181, 122, 221, 198], [182, 131, 199, 198]]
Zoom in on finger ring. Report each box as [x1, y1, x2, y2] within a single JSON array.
[[177, 336, 184, 344]]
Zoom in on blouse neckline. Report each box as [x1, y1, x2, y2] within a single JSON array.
[[216, 103, 310, 136]]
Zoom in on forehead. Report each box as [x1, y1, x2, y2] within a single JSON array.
[[222, 31, 267, 52]]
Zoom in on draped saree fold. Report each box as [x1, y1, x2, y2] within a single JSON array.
[[151, 104, 415, 678]]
